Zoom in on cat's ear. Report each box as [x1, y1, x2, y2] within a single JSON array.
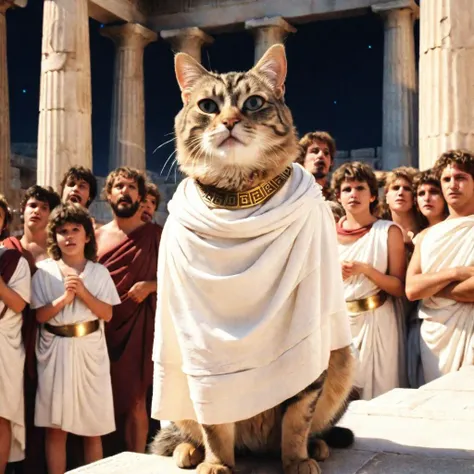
[[252, 44, 287, 98], [175, 52, 209, 104]]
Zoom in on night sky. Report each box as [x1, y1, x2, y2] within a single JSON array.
[[7, 2, 419, 177]]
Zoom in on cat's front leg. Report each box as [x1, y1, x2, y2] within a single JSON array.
[[281, 372, 327, 474], [196, 423, 235, 474]]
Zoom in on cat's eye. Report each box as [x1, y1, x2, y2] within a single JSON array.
[[243, 95, 265, 111], [198, 99, 219, 114]]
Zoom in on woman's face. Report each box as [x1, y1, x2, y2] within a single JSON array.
[[338, 179, 375, 215], [416, 183, 446, 223], [386, 178, 414, 214]]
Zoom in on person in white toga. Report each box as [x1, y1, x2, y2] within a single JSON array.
[[31, 203, 121, 474], [406, 149, 474, 383], [332, 162, 406, 400], [0, 194, 31, 472]]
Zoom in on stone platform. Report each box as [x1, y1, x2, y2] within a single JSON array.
[[68, 367, 474, 473]]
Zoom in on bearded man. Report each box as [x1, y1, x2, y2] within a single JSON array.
[[95, 167, 162, 454]]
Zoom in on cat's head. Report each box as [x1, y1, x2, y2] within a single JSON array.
[[173, 44, 298, 191]]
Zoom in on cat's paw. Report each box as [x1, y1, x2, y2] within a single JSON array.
[[196, 462, 233, 474], [173, 442, 204, 468], [284, 458, 321, 474], [310, 438, 330, 461]]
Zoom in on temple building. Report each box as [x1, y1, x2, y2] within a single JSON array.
[[2, 0, 474, 225]]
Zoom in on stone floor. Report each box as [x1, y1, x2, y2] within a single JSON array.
[[68, 366, 474, 473]]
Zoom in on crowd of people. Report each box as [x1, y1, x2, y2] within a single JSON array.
[[0, 166, 162, 474], [0, 135, 473, 474], [298, 131, 474, 399]]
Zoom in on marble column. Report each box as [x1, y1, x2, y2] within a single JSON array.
[[37, 0, 92, 189], [161, 27, 213, 63], [372, 1, 419, 170], [419, 0, 474, 169], [101, 23, 157, 171], [0, 1, 12, 200], [245, 17, 296, 63]]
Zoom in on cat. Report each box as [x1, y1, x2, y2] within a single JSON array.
[[149, 44, 355, 474]]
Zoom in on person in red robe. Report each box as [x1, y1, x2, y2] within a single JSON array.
[[139, 182, 160, 223], [1, 186, 60, 474], [96, 168, 161, 455]]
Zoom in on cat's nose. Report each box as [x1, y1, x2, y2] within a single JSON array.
[[222, 117, 241, 130]]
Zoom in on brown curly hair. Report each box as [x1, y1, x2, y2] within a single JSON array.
[[331, 161, 379, 213], [433, 149, 474, 180], [103, 167, 147, 201], [47, 203, 97, 261], [0, 194, 12, 239], [60, 166, 98, 208], [295, 131, 336, 166]]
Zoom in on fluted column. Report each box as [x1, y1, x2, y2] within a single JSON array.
[[245, 17, 296, 63], [419, 0, 474, 169], [0, 1, 11, 200], [101, 23, 157, 171], [37, 0, 92, 189], [161, 27, 213, 63], [372, 1, 419, 170]]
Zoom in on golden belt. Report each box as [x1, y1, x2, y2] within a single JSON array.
[[346, 292, 387, 314], [44, 320, 100, 338]]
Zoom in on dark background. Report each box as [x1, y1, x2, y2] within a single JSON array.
[[7, 2, 419, 177]]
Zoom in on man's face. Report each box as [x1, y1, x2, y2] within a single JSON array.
[[23, 198, 50, 232], [140, 193, 157, 223], [108, 174, 141, 218], [385, 178, 414, 214], [303, 139, 332, 180], [440, 164, 474, 211], [62, 177, 91, 207]]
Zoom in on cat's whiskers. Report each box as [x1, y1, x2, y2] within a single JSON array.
[[153, 136, 176, 154], [160, 149, 178, 176]]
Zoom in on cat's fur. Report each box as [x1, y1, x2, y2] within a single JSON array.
[[149, 45, 355, 474]]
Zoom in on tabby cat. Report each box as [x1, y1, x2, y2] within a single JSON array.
[[149, 44, 355, 474]]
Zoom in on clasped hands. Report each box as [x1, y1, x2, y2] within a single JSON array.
[[63, 274, 87, 304], [341, 260, 368, 281]]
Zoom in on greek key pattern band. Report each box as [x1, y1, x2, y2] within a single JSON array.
[[197, 166, 293, 210]]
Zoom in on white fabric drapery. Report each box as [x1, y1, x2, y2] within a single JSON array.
[[338, 220, 400, 400], [31, 259, 121, 436], [418, 216, 474, 382], [152, 163, 352, 424]]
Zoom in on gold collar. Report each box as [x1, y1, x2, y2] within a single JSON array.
[[197, 167, 293, 210]]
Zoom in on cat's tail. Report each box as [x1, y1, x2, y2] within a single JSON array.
[[148, 423, 184, 456], [320, 426, 354, 449]]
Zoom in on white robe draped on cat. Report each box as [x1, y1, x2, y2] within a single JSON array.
[[338, 220, 400, 400], [152, 163, 352, 424], [31, 259, 121, 436], [0, 253, 30, 462], [418, 216, 474, 382]]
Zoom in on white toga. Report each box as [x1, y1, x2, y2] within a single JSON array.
[[0, 253, 30, 462], [339, 220, 400, 400], [418, 216, 474, 382], [31, 259, 121, 436], [152, 163, 353, 424]]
